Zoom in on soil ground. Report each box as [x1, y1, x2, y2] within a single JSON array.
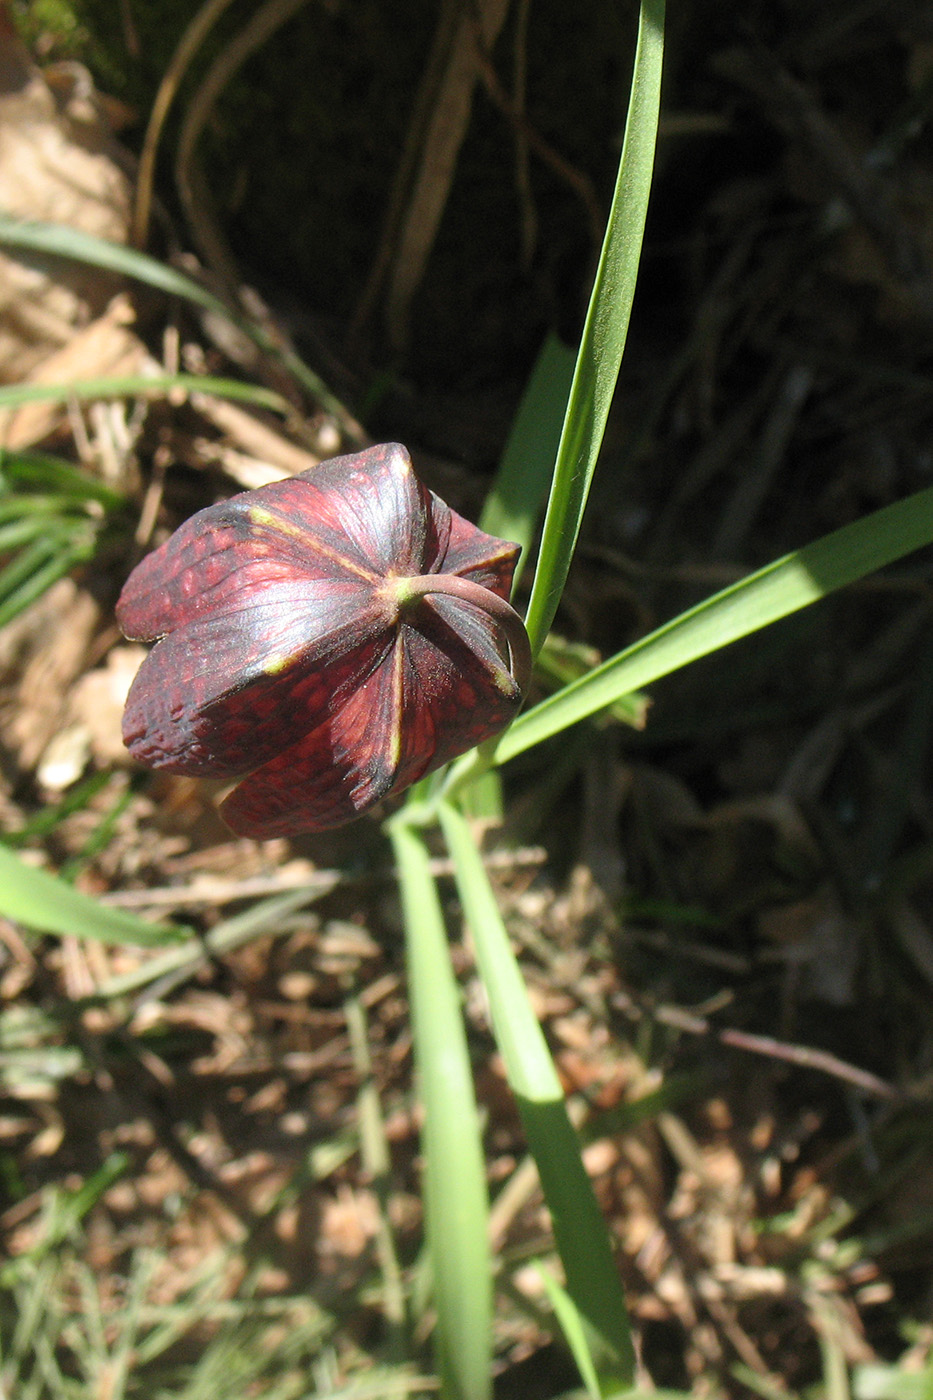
[[2, 2, 933, 1395]]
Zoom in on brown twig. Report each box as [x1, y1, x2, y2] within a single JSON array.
[[469, 14, 605, 255], [614, 991, 903, 1101]]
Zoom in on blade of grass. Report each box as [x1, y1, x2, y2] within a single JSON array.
[[0, 1153, 129, 1286], [522, 0, 665, 657], [0, 527, 81, 597], [100, 1251, 159, 1400], [434, 481, 933, 801], [0, 214, 242, 317], [344, 994, 406, 1360], [0, 516, 74, 551], [536, 633, 649, 728], [433, 335, 575, 823], [4, 771, 113, 847], [436, 801, 635, 1393], [1, 449, 126, 507], [535, 1269, 602, 1400], [731, 1363, 802, 1400], [501, 480, 933, 761], [58, 783, 136, 883], [810, 1294, 851, 1400], [0, 373, 289, 414], [852, 1352, 933, 1400], [0, 843, 189, 947], [0, 216, 361, 433], [389, 820, 492, 1400], [0, 450, 125, 624], [0, 496, 81, 523]]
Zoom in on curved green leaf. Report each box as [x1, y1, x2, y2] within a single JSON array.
[[0, 214, 359, 430], [0, 374, 288, 414], [522, 0, 665, 656], [499, 481, 933, 762], [438, 802, 635, 1392], [390, 821, 492, 1400], [0, 843, 188, 947]]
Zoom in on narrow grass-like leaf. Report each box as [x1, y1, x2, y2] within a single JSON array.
[[0, 534, 96, 629], [0, 528, 79, 599], [4, 772, 112, 845], [389, 821, 492, 1400], [522, 0, 665, 656], [0, 374, 289, 414], [0, 515, 70, 550], [0, 453, 124, 625], [479, 332, 576, 588], [535, 1269, 601, 1399], [1, 449, 125, 508], [437, 801, 635, 1393], [0, 1153, 129, 1285], [0, 215, 359, 430], [810, 1294, 852, 1400], [344, 994, 406, 1359], [499, 481, 933, 762], [0, 214, 238, 317], [410, 340, 573, 824], [730, 1364, 803, 1400], [435, 482, 933, 799], [0, 843, 188, 947], [614, 1392, 703, 1400], [0, 495, 75, 523], [852, 1357, 933, 1400], [536, 633, 649, 728], [58, 783, 136, 884]]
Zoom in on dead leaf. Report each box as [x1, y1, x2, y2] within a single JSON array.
[[0, 38, 133, 395], [0, 294, 154, 450], [0, 578, 102, 770]]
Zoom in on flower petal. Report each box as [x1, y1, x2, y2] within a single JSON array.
[[220, 646, 412, 836], [122, 578, 391, 775], [292, 442, 449, 577], [404, 602, 522, 765], [118, 496, 380, 642], [436, 504, 520, 598], [220, 602, 522, 838]]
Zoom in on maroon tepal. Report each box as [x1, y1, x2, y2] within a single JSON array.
[[117, 443, 531, 838]]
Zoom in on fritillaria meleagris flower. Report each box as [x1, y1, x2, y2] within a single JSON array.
[[117, 443, 530, 838]]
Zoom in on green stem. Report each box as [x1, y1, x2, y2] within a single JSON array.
[[395, 573, 533, 696]]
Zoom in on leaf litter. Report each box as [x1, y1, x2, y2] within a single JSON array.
[[1, 7, 933, 1397]]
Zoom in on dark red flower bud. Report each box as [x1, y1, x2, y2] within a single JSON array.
[[117, 443, 530, 838]]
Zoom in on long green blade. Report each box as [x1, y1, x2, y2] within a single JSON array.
[[0, 215, 357, 428], [389, 821, 492, 1400], [0, 535, 96, 629], [536, 1269, 602, 1399], [0, 374, 288, 414], [500, 480, 933, 762], [0, 843, 187, 947], [1, 450, 126, 508], [522, 0, 665, 656], [0, 214, 236, 318], [437, 802, 635, 1393]]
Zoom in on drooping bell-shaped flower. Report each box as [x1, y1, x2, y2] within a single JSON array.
[[117, 443, 530, 838]]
